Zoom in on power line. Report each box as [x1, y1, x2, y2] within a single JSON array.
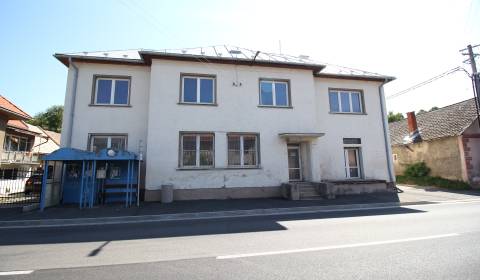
[[386, 67, 464, 100]]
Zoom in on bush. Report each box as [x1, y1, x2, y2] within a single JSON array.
[[404, 162, 430, 177], [396, 175, 471, 190]]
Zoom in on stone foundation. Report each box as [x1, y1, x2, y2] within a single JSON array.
[[145, 186, 283, 201]]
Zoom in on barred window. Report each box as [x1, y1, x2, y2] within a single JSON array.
[[228, 134, 258, 167], [180, 133, 214, 167]]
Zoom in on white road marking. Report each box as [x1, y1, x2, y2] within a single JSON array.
[[0, 270, 34, 276], [216, 233, 460, 259]]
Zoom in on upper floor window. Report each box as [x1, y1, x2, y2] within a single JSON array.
[[89, 134, 127, 152], [93, 76, 130, 106], [259, 79, 290, 107], [3, 134, 29, 151], [329, 89, 363, 113], [180, 133, 214, 167], [180, 74, 216, 105], [228, 134, 259, 167]]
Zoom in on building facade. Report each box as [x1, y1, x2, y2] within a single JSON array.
[[56, 46, 395, 201]]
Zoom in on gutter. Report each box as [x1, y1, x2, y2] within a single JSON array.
[[378, 80, 395, 184], [65, 58, 79, 147]]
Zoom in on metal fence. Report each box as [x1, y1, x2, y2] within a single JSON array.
[[0, 167, 42, 206]]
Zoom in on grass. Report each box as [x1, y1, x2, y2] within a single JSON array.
[[396, 175, 472, 190]]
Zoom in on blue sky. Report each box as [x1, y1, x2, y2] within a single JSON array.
[[1, 0, 479, 115]]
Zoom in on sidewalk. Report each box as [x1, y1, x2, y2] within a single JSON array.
[[0, 185, 479, 228]]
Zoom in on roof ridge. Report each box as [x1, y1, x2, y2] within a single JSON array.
[[0, 94, 32, 119]]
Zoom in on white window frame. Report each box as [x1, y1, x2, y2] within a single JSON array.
[[329, 90, 363, 113], [181, 76, 216, 104], [344, 147, 361, 179], [94, 77, 130, 105], [227, 134, 258, 167], [259, 80, 290, 107], [89, 135, 127, 152], [180, 133, 214, 167]]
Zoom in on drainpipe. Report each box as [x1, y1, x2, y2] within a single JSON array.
[[66, 58, 79, 148], [378, 80, 395, 186]]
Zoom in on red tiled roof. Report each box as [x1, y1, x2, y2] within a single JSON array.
[[0, 95, 31, 120], [7, 119, 29, 130]]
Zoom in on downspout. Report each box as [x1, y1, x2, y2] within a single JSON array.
[[378, 80, 395, 186], [66, 58, 79, 148]]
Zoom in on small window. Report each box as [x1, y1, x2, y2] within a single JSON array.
[[329, 90, 363, 113], [344, 148, 361, 179], [259, 80, 290, 107], [228, 134, 258, 167], [343, 138, 361, 145], [89, 135, 127, 152], [181, 75, 216, 104], [93, 76, 130, 105], [180, 133, 214, 167], [393, 154, 398, 161]]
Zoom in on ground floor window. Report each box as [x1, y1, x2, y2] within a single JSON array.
[[89, 134, 127, 152], [344, 147, 361, 178], [228, 134, 258, 167], [180, 133, 214, 167]]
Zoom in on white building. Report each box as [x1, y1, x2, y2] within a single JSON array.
[[55, 46, 395, 201]]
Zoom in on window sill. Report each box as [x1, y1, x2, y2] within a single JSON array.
[[89, 104, 132, 108], [258, 105, 293, 109], [177, 102, 218, 106], [329, 111, 367, 115], [176, 166, 262, 171], [176, 167, 215, 171]]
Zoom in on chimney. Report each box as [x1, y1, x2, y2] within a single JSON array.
[[406, 111, 418, 134], [404, 111, 422, 143]]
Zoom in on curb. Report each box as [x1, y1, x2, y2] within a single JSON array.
[[0, 201, 410, 229], [1, 199, 479, 229]]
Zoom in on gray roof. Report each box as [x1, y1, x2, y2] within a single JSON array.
[[54, 45, 394, 81], [389, 98, 479, 145]]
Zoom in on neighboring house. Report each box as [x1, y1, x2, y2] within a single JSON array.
[[1, 119, 61, 197], [54, 45, 396, 202], [389, 98, 480, 187]]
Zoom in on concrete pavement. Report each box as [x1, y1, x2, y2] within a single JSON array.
[[1, 184, 479, 229]]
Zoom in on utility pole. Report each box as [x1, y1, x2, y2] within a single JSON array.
[[462, 44, 480, 127]]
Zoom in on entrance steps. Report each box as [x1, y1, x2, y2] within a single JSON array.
[[292, 182, 322, 200]]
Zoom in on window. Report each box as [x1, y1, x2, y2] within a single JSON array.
[[181, 75, 216, 104], [89, 135, 127, 152], [228, 134, 258, 167], [3, 134, 29, 152], [259, 80, 290, 107], [180, 133, 214, 167], [344, 148, 361, 178], [343, 138, 361, 145], [93, 76, 130, 105], [329, 89, 363, 113]]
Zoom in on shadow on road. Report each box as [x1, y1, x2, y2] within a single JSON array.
[[0, 206, 424, 246]]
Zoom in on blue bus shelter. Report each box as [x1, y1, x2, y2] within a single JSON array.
[[40, 148, 139, 210]]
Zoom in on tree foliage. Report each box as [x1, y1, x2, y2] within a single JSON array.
[[27, 105, 63, 132], [387, 111, 404, 123]]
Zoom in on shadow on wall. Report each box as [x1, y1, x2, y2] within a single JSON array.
[[0, 206, 424, 246]]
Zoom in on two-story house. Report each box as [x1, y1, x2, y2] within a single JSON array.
[[54, 46, 395, 202]]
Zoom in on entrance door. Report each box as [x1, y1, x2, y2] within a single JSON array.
[[288, 146, 302, 181]]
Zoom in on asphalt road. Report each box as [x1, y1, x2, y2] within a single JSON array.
[[1, 201, 480, 279]]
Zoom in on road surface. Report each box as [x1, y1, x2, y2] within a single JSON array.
[[0, 201, 479, 279]]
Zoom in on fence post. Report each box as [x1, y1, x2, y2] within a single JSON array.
[[39, 160, 49, 211]]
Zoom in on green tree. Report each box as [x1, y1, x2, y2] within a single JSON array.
[[28, 105, 63, 132], [387, 111, 404, 123], [417, 109, 427, 114], [429, 106, 439, 112]]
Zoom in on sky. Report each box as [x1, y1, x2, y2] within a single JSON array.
[[0, 0, 479, 116]]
